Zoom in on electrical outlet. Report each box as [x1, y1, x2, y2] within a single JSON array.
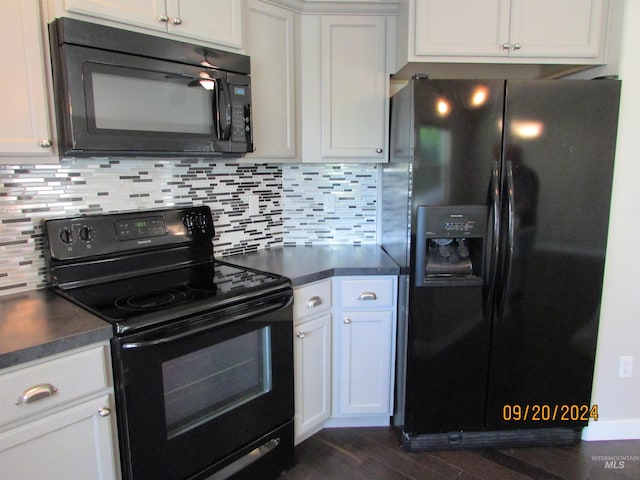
[[323, 194, 335, 214], [244, 195, 259, 216], [619, 356, 633, 378]]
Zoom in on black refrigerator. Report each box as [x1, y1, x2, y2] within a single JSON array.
[[381, 77, 621, 450]]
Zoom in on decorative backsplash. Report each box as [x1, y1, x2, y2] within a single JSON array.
[[282, 164, 378, 245], [0, 159, 377, 295]]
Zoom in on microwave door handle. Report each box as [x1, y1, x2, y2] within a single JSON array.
[[216, 77, 232, 141]]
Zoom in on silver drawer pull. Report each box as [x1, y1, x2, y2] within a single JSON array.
[[358, 292, 377, 301], [296, 332, 306, 339], [343, 317, 352, 325], [16, 383, 58, 405], [307, 296, 322, 308], [98, 407, 112, 417]]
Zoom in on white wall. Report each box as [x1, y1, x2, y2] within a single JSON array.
[[583, 0, 640, 440]]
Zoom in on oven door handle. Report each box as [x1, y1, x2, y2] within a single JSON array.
[[120, 295, 292, 350]]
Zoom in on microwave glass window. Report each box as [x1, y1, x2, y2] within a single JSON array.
[[161, 327, 272, 439], [91, 72, 213, 134]]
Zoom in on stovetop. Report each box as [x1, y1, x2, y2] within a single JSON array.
[[58, 259, 285, 318], [44, 206, 291, 336]]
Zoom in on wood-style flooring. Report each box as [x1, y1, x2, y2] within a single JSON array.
[[281, 427, 640, 480]]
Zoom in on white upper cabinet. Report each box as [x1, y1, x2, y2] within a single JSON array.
[[0, 0, 56, 162], [58, 0, 244, 49], [396, 0, 609, 69], [245, 0, 297, 161], [301, 15, 389, 163]]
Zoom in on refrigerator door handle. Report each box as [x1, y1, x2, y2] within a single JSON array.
[[499, 160, 516, 317], [486, 159, 501, 306]]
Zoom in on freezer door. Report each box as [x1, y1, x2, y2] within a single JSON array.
[[487, 80, 621, 429], [411, 79, 505, 207]]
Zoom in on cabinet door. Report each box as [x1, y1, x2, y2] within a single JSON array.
[[414, 0, 510, 56], [508, 0, 606, 58], [320, 16, 388, 161], [167, 0, 243, 48], [294, 313, 331, 445], [0, 0, 54, 160], [245, 0, 296, 161], [336, 310, 393, 415], [0, 395, 119, 480], [64, 0, 167, 31]]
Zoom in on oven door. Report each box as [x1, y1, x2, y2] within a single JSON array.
[[112, 292, 293, 480], [53, 44, 252, 156]]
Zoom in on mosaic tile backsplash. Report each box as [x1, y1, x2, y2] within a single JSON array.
[[0, 159, 377, 295]]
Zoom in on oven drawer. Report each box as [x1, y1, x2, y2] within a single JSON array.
[[0, 345, 110, 428], [293, 279, 332, 323]]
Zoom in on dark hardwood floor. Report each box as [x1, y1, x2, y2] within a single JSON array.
[[281, 427, 640, 480]]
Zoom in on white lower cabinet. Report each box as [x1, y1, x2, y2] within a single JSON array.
[[329, 276, 397, 427], [293, 275, 397, 438], [294, 313, 332, 445], [293, 279, 332, 445], [0, 394, 118, 479], [0, 342, 120, 479], [334, 310, 394, 416]]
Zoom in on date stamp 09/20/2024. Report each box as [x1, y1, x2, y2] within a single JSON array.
[[503, 404, 639, 471]]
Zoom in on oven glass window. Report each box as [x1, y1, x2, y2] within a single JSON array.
[[162, 327, 272, 439], [91, 71, 213, 134]]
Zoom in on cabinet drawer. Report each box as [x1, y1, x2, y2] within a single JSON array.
[[293, 279, 332, 322], [0, 345, 110, 427], [339, 277, 395, 308]]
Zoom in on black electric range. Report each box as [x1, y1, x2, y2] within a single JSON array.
[[43, 206, 295, 480], [44, 205, 291, 335]]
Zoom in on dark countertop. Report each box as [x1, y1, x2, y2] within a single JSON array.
[[0, 289, 112, 370], [0, 245, 398, 369], [226, 245, 400, 287]]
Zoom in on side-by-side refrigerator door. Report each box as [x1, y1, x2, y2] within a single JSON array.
[[403, 79, 504, 436], [486, 79, 621, 430]]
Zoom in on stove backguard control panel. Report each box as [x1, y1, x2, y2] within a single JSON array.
[[45, 206, 215, 261]]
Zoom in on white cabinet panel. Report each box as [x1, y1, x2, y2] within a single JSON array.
[[320, 16, 387, 160], [398, 0, 609, 67], [0, 0, 55, 160], [246, 0, 297, 161], [294, 313, 332, 445], [508, 0, 606, 58], [301, 14, 389, 163], [414, 0, 510, 56], [0, 345, 109, 426], [63, 0, 243, 48], [335, 310, 393, 415], [0, 395, 118, 480], [293, 279, 332, 322], [0, 343, 119, 479]]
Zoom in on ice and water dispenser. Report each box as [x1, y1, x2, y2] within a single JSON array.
[[415, 206, 487, 286]]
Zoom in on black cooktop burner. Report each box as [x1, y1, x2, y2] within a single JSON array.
[[58, 260, 288, 331]]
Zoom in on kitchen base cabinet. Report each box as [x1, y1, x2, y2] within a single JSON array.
[[294, 313, 332, 445], [328, 276, 397, 428], [293, 279, 332, 445], [0, 342, 120, 479], [0, 394, 118, 479]]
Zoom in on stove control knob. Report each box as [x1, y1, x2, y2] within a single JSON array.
[[59, 228, 73, 244], [79, 227, 94, 242], [183, 216, 194, 229], [195, 214, 208, 228]]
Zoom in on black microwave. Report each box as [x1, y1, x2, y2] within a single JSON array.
[[49, 18, 253, 157]]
